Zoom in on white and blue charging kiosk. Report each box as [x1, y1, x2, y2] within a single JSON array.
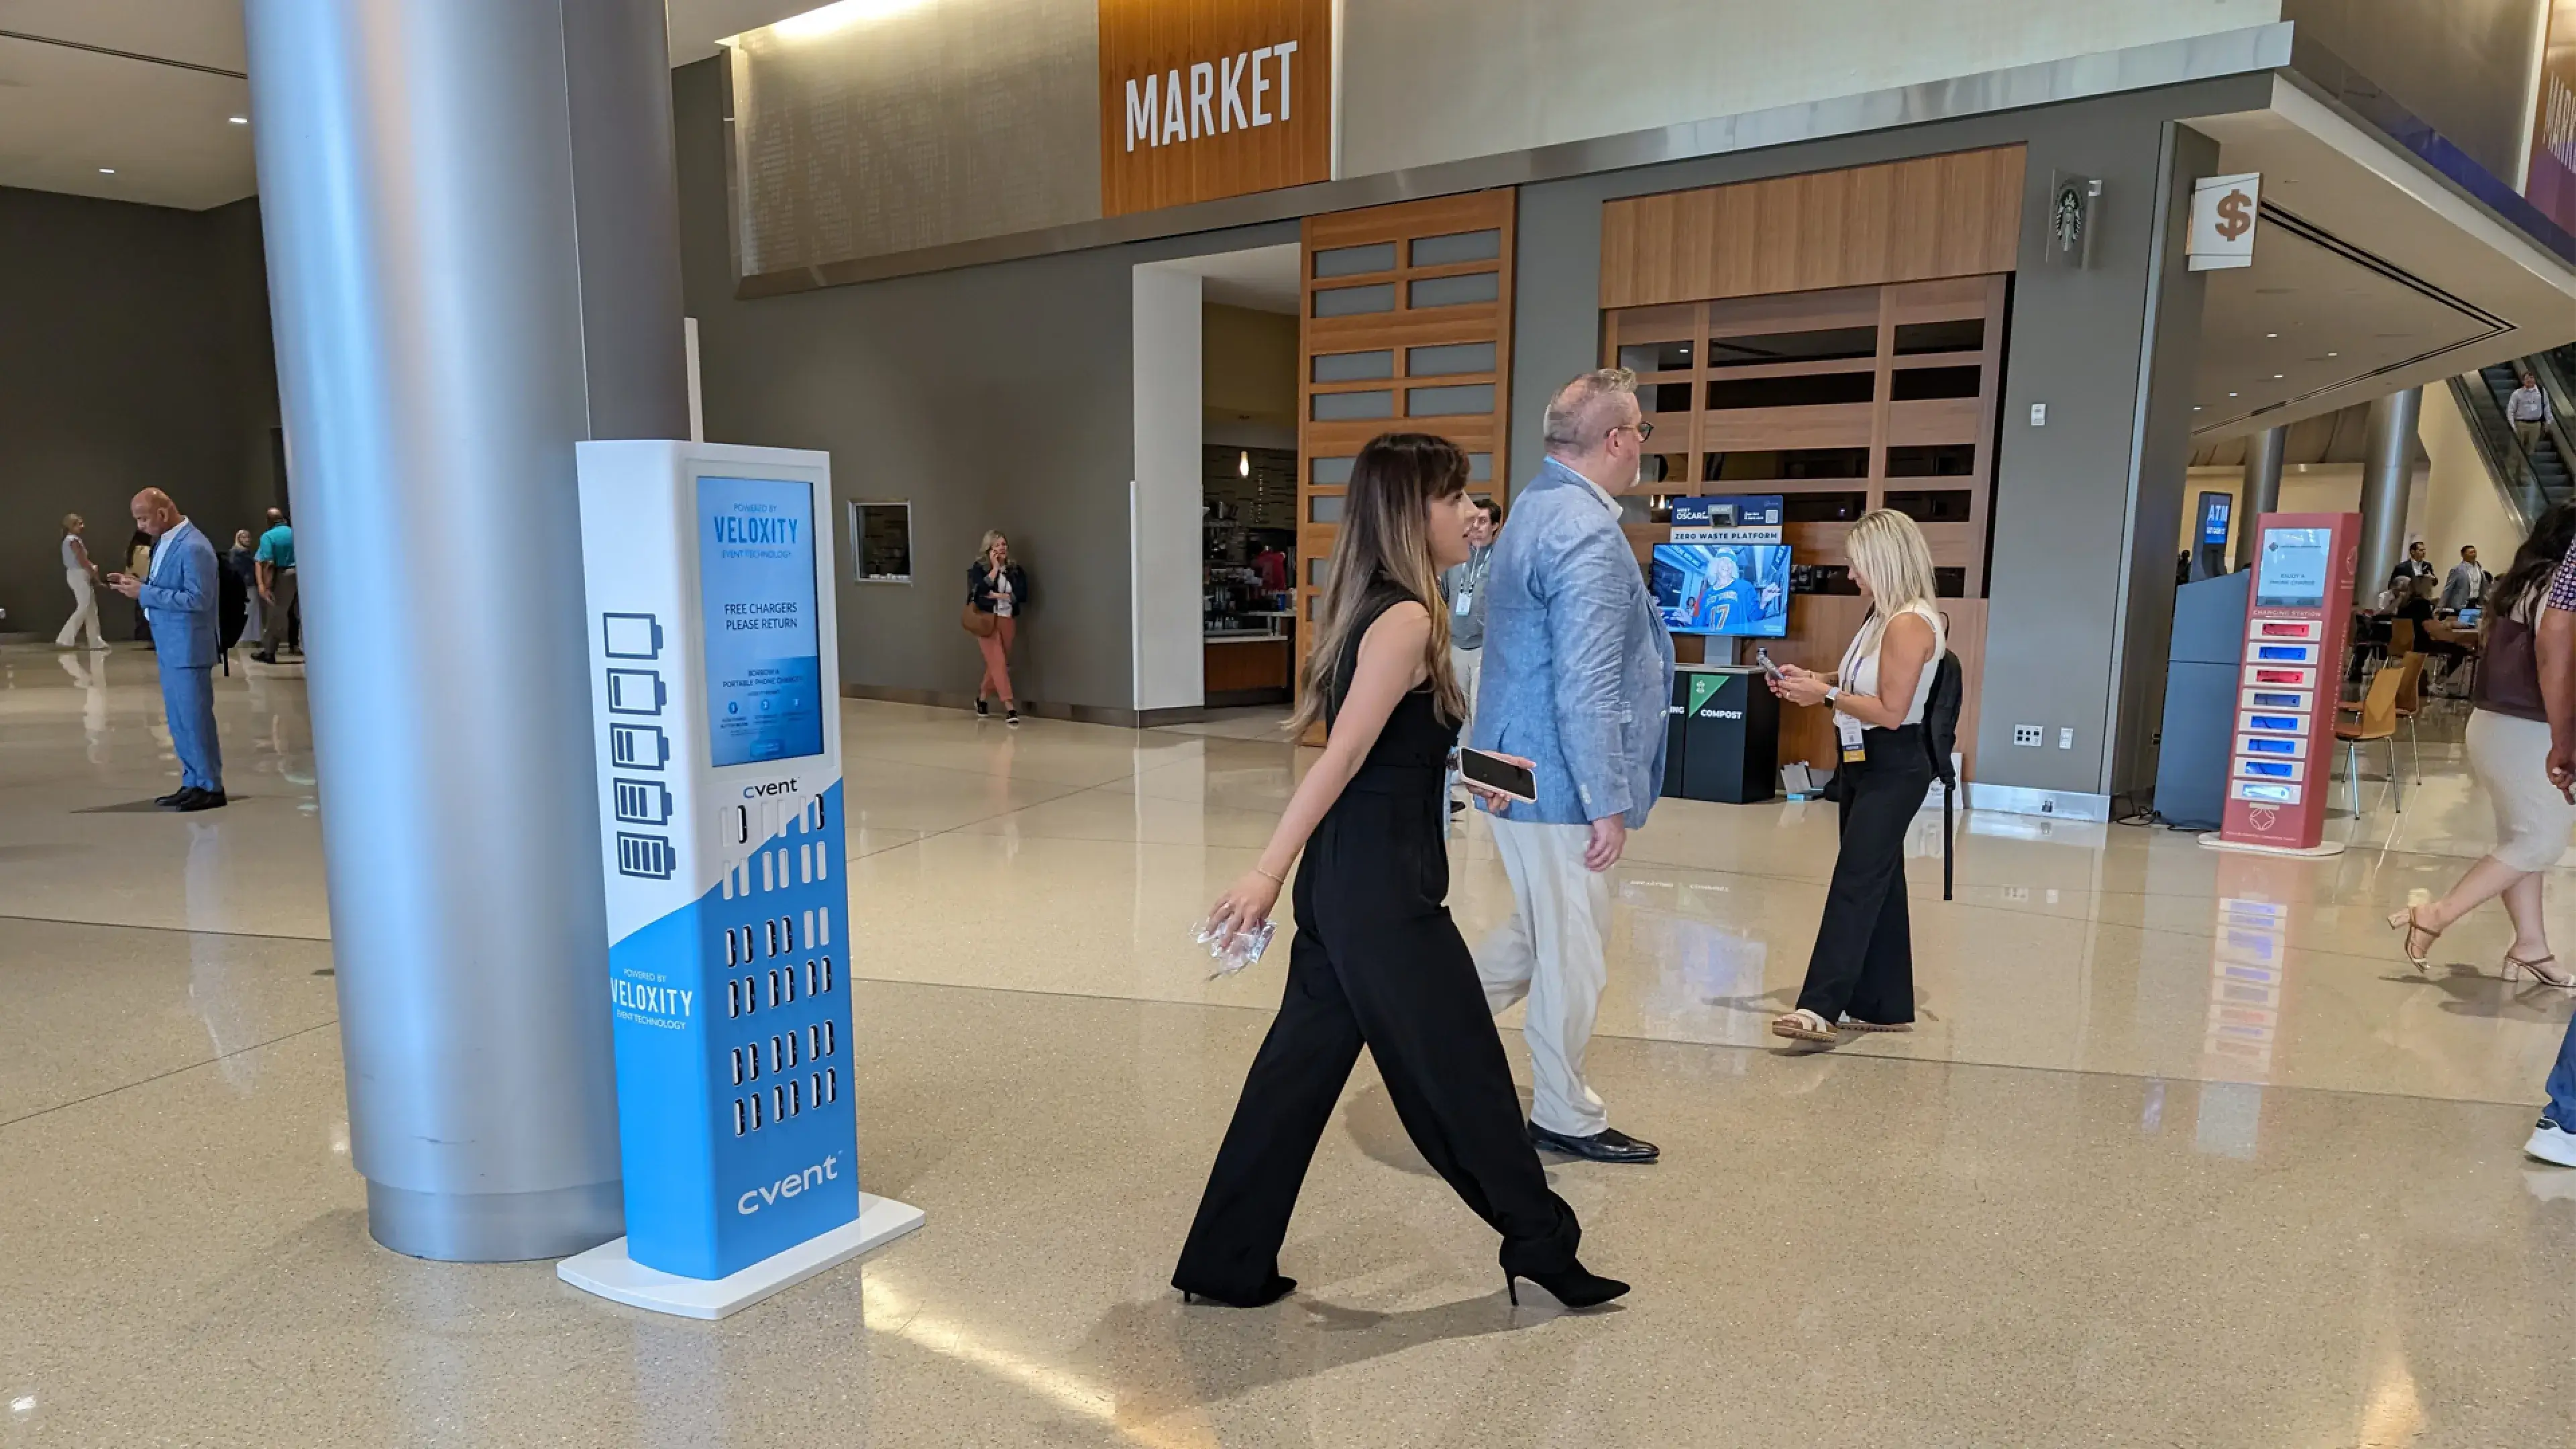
[[557, 440, 923, 1318]]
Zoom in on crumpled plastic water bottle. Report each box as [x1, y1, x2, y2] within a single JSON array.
[[1194, 916, 1278, 977]]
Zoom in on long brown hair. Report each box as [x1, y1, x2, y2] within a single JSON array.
[[1289, 433, 1468, 733]]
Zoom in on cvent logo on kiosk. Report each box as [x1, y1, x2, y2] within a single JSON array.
[[737, 1154, 841, 1216], [741, 779, 802, 798]]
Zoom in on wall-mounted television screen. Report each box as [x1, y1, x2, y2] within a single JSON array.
[[1651, 543, 1791, 637]]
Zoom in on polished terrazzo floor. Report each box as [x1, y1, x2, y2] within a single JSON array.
[[4, 643, 2574, 1446]]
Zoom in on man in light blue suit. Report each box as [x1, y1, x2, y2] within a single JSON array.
[[1470, 369, 1674, 1164], [107, 488, 227, 811]]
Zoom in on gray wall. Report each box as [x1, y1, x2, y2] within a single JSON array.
[[674, 58, 1294, 714], [1510, 76, 2264, 799], [0, 188, 280, 638]]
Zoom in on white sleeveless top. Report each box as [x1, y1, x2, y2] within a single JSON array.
[[1838, 600, 1945, 725]]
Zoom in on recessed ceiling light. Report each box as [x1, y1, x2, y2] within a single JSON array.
[[98, 167, 115, 174], [2273, 374, 2285, 380], [228, 116, 248, 125], [2229, 392, 2239, 398], [2326, 352, 2339, 358], [2265, 333, 2279, 339]]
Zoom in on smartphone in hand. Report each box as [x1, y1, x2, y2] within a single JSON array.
[[1457, 747, 1538, 803]]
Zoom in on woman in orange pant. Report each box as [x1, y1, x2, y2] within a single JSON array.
[[966, 531, 1030, 724]]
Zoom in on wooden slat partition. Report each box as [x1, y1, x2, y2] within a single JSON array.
[[1601, 174, 2016, 779], [1611, 275, 2008, 593], [1297, 189, 1517, 706], [1600, 146, 2026, 308]]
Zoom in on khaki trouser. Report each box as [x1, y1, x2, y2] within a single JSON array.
[[1474, 817, 1612, 1138], [56, 570, 105, 649], [260, 567, 299, 656]]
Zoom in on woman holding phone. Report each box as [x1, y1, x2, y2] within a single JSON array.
[[1173, 432, 1626, 1312], [1765, 508, 1945, 1044]]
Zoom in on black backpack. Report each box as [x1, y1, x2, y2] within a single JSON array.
[[1921, 651, 1964, 900]]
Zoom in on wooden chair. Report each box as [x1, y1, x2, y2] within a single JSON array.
[[2390, 651, 2428, 781], [2334, 662, 2407, 815], [2387, 618, 2416, 657]]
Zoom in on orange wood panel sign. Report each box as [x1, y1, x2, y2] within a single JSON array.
[[1097, 0, 1332, 217]]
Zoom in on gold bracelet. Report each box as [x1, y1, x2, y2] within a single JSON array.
[[1254, 866, 1286, 886]]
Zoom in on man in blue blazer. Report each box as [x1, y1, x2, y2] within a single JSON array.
[[107, 489, 227, 810], [1470, 368, 1674, 1164]]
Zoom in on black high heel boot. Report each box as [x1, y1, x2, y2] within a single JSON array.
[[1505, 1263, 1629, 1309], [1177, 1274, 1296, 1308]]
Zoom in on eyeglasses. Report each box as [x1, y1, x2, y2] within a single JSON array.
[[1611, 420, 1656, 443]]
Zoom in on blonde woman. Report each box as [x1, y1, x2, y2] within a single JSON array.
[[54, 514, 107, 650], [1173, 433, 1624, 1312], [1766, 509, 1947, 1043], [965, 531, 1030, 724]]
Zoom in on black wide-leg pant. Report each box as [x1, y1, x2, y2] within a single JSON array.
[[1173, 775, 1581, 1301], [1794, 725, 1935, 1027]]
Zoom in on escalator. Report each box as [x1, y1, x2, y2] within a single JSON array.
[[2451, 356, 2576, 528]]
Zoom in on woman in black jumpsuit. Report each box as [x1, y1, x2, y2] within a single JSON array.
[[1173, 433, 1626, 1311]]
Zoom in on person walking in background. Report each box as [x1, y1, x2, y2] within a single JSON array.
[[2510, 370, 2550, 457], [2390, 505, 2576, 991], [2442, 545, 2489, 614], [1440, 496, 1501, 813], [1766, 509, 1947, 1044], [252, 508, 298, 664], [104, 489, 225, 811], [125, 526, 154, 645], [1469, 368, 1675, 1166], [2391, 540, 2434, 592], [53, 513, 107, 651], [1175, 432, 1624, 1313], [229, 529, 264, 647], [966, 531, 1030, 725]]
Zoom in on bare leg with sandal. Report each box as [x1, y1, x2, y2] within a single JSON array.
[[2389, 710, 2575, 987]]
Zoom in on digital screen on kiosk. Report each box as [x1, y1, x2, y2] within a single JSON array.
[[2255, 527, 2333, 608], [698, 475, 824, 768]]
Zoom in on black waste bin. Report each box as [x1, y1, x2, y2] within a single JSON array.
[[1676, 665, 1777, 804]]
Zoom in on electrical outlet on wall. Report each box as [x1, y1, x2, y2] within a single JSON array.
[[2058, 727, 2075, 749], [2013, 724, 2043, 747]]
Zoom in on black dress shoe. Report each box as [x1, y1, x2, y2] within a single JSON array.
[[174, 789, 227, 812], [1174, 1274, 1295, 1308], [1529, 1122, 1660, 1164], [154, 788, 192, 807]]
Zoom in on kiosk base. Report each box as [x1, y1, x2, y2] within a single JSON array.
[[557, 1193, 926, 1319], [2196, 833, 2347, 859]]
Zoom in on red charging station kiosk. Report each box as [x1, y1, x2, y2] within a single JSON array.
[[2218, 512, 2361, 852]]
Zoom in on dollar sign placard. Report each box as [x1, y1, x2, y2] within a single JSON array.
[[2213, 189, 2253, 241]]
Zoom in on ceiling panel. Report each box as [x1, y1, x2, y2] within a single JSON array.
[[0, 34, 252, 210], [0, 0, 247, 74], [0, 0, 816, 211]]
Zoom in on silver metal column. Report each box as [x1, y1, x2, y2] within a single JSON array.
[[2243, 425, 2285, 517], [2358, 388, 2422, 600], [246, 0, 685, 1260]]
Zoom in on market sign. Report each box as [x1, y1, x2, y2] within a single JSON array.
[[1097, 0, 1332, 217]]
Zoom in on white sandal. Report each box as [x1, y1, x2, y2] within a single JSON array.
[[1770, 1008, 1837, 1043]]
